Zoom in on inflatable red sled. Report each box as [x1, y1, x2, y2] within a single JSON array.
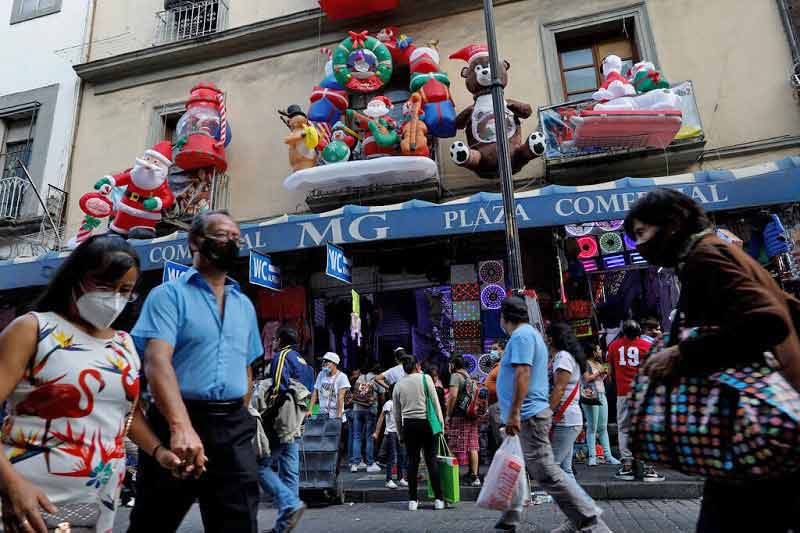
[[572, 109, 682, 150]]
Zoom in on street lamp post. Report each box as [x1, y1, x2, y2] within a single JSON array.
[[481, 0, 545, 330]]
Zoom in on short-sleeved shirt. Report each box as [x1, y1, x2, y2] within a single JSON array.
[[448, 370, 469, 416], [315, 370, 351, 420], [382, 364, 406, 386], [552, 351, 583, 427], [382, 400, 397, 434], [497, 323, 549, 423], [608, 336, 652, 396], [353, 373, 378, 413], [132, 268, 263, 401]]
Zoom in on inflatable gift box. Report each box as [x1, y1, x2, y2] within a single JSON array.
[[308, 85, 349, 125], [418, 78, 451, 104], [423, 100, 457, 138]]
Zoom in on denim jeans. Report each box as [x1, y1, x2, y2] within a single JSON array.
[[550, 425, 582, 478], [258, 438, 301, 533], [500, 409, 601, 529], [581, 392, 615, 461], [350, 409, 376, 465], [384, 432, 406, 481]]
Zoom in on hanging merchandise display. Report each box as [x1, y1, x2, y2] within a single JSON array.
[[478, 260, 504, 285], [447, 44, 546, 178], [284, 27, 457, 192], [596, 219, 624, 232], [576, 236, 599, 259], [451, 283, 479, 302], [462, 354, 479, 377], [174, 83, 230, 172], [598, 232, 624, 255], [480, 284, 506, 310], [565, 223, 594, 237], [452, 301, 480, 322]]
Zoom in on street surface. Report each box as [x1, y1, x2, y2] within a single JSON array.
[[112, 499, 701, 532]]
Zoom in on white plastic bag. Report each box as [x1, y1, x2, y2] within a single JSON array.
[[476, 435, 525, 511]]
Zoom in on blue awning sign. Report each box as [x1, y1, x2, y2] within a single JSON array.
[[1, 157, 799, 291]]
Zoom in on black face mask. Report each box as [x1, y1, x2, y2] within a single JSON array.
[[635, 228, 684, 267], [199, 236, 240, 271]]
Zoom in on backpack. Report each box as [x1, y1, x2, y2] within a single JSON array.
[[352, 376, 375, 407], [455, 371, 488, 420]]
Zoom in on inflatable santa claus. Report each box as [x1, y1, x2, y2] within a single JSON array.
[[94, 141, 175, 239]]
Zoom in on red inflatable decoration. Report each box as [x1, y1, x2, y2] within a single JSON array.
[[319, 0, 399, 21], [174, 83, 228, 172]]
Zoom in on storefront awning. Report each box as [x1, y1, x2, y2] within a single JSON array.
[[2, 156, 800, 290]]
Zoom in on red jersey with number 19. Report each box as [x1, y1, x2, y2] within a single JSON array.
[[607, 336, 653, 396]]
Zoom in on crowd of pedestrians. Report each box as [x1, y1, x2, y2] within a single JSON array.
[[1, 189, 799, 533]]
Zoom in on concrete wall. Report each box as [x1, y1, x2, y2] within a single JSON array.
[[0, 0, 91, 191], [68, 0, 800, 235]]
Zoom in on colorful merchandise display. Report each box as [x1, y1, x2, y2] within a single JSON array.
[[283, 26, 458, 192], [447, 44, 546, 178]]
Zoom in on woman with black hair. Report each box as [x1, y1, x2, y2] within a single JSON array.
[[0, 235, 181, 533], [625, 188, 800, 531], [545, 322, 587, 478]]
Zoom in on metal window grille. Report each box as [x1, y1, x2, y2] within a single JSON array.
[[1, 142, 31, 179], [0, 176, 30, 221], [153, 0, 229, 45]]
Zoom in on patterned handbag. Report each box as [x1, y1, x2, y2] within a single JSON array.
[[629, 331, 800, 480]]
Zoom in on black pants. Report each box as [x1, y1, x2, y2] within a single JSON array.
[[402, 419, 442, 501], [128, 404, 259, 533], [697, 477, 800, 532]]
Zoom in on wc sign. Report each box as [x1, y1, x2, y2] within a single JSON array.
[[249, 250, 281, 291], [162, 260, 190, 284], [325, 243, 351, 284]]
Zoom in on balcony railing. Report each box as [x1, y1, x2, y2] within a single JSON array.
[[153, 0, 229, 46], [538, 81, 706, 184], [0, 176, 30, 222]]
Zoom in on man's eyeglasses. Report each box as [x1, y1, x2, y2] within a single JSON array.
[[204, 233, 246, 247]]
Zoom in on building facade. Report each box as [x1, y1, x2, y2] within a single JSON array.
[[0, 0, 92, 258]]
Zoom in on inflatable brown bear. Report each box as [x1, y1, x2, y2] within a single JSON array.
[[449, 44, 545, 178]]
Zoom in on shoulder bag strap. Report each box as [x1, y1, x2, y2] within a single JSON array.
[[553, 379, 581, 423], [270, 348, 291, 398]]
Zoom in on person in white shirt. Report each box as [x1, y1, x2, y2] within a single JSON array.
[[373, 393, 408, 489], [546, 323, 588, 479], [374, 347, 408, 390], [309, 353, 350, 421]]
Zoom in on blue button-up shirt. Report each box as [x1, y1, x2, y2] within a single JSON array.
[[132, 268, 263, 401]]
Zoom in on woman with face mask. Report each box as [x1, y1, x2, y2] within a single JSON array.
[[0, 235, 181, 533], [624, 189, 800, 532]]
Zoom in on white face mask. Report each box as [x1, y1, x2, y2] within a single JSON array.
[[76, 290, 129, 329]]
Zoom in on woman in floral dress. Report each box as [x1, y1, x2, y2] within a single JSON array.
[[0, 235, 181, 533]]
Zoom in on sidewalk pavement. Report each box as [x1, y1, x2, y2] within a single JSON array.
[[337, 463, 703, 503], [112, 499, 703, 532]]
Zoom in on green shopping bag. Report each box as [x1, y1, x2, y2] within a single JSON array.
[[426, 434, 460, 503]]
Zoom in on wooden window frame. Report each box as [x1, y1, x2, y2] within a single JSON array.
[[541, 3, 659, 104], [557, 35, 640, 101]]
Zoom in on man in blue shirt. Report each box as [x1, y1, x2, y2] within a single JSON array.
[[495, 296, 609, 533], [258, 326, 314, 533], [128, 211, 262, 533]]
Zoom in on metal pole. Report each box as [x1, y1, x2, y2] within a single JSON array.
[[482, 0, 523, 290]]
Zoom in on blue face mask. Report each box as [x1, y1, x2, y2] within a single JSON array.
[[490, 350, 500, 362], [322, 365, 331, 375]]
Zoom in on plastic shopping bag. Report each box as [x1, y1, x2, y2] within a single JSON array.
[[476, 435, 525, 511]]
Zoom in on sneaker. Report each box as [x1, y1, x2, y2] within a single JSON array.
[[615, 464, 634, 481], [350, 464, 359, 473], [434, 499, 445, 510], [579, 517, 612, 532], [550, 520, 577, 533], [408, 500, 419, 511], [284, 502, 306, 532], [398, 479, 408, 487], [357, 461, 368, 470], [125, 497, 135, 508], [385, 479, 398, 489], [470, 475, 482, 487], [366, 463, 381, 473], [587, 456, 597, 466], [642, 466, 666, 482]]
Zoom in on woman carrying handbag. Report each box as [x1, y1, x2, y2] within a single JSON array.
[[624, 189, 800, 532], [392, 355, 446, 511]]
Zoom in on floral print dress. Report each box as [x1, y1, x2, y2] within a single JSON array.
[[1, 312, 140, 532]]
